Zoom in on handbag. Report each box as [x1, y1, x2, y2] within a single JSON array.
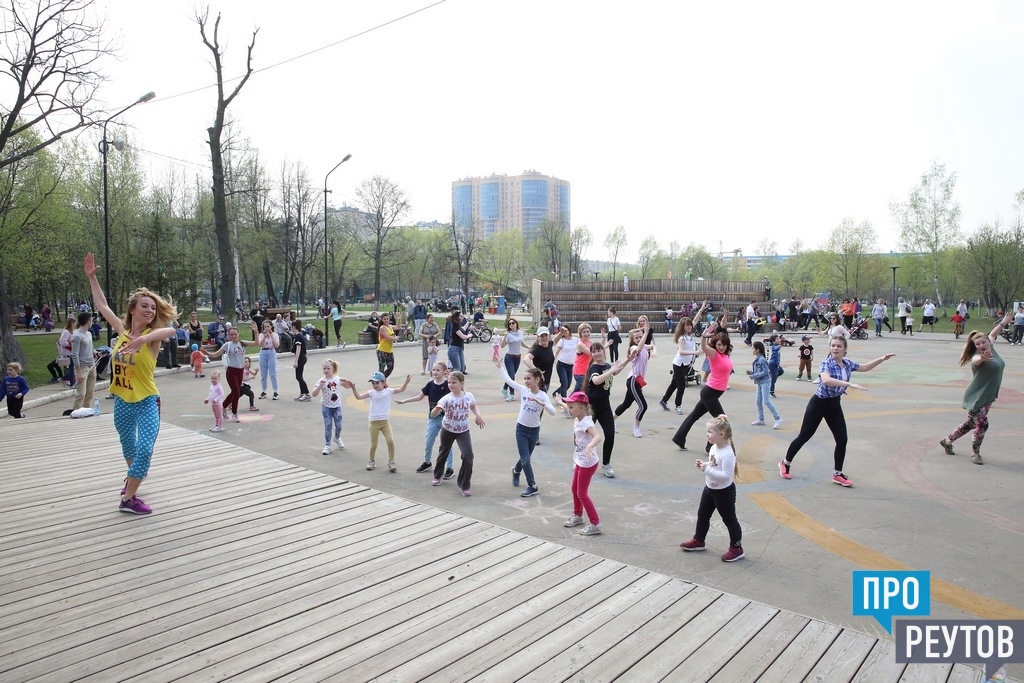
[[635, 375, 647, 388], [56, 356, 70, 368]]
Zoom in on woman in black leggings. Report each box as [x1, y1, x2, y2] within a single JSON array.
[[673, 324, 734, 453], [584, 343, 632, 478], [290, 319, 310, 400], [778, 337, 893, 487]]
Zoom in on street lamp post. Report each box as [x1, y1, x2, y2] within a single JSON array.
[[891, 265, 900, 314], [101, 91, 155, 346], [323, 154, 352, 341]]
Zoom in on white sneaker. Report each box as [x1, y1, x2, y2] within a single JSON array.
[[675, 406, 682, 415], [602, 463, 615, 478], [751, 419, 765, 426], [773, 419, 784, 430], [210, 426, 223, 432], [335, 437, 345, 450], [632, 426, 642, 438], [322, 445, 331, 455], [229, 413, 239, 423]]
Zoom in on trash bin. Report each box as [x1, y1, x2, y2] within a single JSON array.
[[496, 296, 506, 315]]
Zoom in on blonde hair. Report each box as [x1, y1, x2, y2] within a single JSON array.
[[210, 370, 221, 379], [577, 322, 592, 335], [707, 416, 739, 476], [124, 287, 178, 331], [449, 370, 466, 385], [323, 359, 339, 374], [63, 317, 76, 333], [6, 362, 22, 374]]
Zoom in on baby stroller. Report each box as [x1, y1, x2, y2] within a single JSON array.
[[850, 315, 870, 340], [682, 362, 701, 386]]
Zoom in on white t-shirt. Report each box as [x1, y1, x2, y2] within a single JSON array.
[[437, 391, 476, 433], [315, 375, 343, 409], [573, 415, 598, 468], [673, 334, 697, 367], [923, 303, 936, 317], [367, 388, 395, 421], [555, 337, 576, 364], [607, 316, 621, 333], [499, 366, 555, 427]]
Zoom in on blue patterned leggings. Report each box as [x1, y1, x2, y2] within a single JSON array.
[[114, 395, 161, 479]]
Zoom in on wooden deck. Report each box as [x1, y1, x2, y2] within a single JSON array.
[[0, 418, 1004, 682]]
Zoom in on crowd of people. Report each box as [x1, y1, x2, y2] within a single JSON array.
[[11, 268, 1019, 565]]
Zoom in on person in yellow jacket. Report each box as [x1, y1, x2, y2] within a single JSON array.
[[84, 253, 178, 515]]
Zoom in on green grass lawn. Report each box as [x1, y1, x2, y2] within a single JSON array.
[[10, 332, 64, 388]]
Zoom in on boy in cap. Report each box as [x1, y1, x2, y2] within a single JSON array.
[[796, 335, 814, 381]]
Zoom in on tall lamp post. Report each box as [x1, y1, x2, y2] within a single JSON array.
[[101, 91, 155, 346], [323, 154, 352, 340], [890, 265, 900, 315]]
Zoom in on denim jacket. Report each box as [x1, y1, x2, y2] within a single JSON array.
[[750, 355, 771, 385]]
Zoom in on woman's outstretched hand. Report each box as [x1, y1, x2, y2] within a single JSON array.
[[84, 253, 99, 279]]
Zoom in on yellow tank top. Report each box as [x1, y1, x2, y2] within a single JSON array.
[[111, 328, 159, 402], [377, 325, 395, 353]]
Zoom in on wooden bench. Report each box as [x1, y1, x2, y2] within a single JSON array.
[[357, 331, 378, 345]]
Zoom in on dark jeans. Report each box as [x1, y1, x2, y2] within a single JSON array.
[[555, 361, 573, 398], [503, 354, 521, 395], [240, 384, 256, 407], [769, 363, 780, 394], [661, 363, 691, 407], [785, 395, 848, 472], [512, 423, 540, 486], [673, 384, 726, 452], [694, 483, 742, 546], [5, 394, 25, 417], [435, 429, 474, 490], [607, 331, 621, 363]]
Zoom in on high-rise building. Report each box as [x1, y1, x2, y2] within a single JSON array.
[[452, 170, 570, 241]]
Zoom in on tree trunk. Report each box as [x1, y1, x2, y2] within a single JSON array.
[[0, 274, 27, 368], [262, 258, 275, 306], [208, 126, 235, 322]]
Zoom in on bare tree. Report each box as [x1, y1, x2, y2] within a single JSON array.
[[349, 175, 409, 303], [449, 208, 479, 306], [567, 225, 592, 282], [1, 0, 113, 366], [636, 235, 662, 279], [824, 218, 879, 299], [197, 8, 257, 319], [603, 225, 628, 281], [890, 161, 962, 312]]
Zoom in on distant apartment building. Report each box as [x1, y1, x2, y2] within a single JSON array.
[[452, 170, 570, 241]]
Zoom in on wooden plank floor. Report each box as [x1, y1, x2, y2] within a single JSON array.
[[0, 418, 1006, 682]]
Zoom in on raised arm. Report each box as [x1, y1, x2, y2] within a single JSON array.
[[857, 353, 895, 373], [83, 253, 124, 335], [989, 310, 1014, 341]]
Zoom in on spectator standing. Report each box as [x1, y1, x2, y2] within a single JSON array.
[[70, 311, 97, 412]]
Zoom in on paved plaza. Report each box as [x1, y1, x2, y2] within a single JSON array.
[[11, 325, 1024, 676]]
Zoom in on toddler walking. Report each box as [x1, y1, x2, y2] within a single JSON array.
[[240, 356, 259, 411], [2, 362, 30, 418], [556, 391, 604, 536], [680, 417, 745, 562], [426, 336, 439, 372], [204, 370, 225, 432], [796, 335, 814, 381], [311, 359, 346, 454], [190, 343, 207, 378], [344, 371, 410, 472]]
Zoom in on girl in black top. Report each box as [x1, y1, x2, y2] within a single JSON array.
[[524, 328, 554, 392], [291, 319, 310, 400], [584, 342, 632, 478]]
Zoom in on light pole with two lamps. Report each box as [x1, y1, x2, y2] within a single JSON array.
[[100, 91, 155, 346], [323, 154, 352, 341]]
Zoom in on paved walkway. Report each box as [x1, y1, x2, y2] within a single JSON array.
[[6, 327, 1023, 679]]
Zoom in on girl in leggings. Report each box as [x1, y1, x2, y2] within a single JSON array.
[[673, 323, 734, 453], [614, 321, 653, 438], [779, 337, 894, 487], [291, 319, 310, 401], [495, 358, 555, 497], [584, 342, 633, 478]]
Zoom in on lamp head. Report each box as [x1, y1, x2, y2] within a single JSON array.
[[111, 138, 125, 152], [138, 91, 156, 103], [342, 153, 352, 162]]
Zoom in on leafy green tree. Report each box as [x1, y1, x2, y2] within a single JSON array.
[[348, 176, 409, 305], [477, 228, 524, 294], [961, 221, 1024, 313], [824, 218, 885, 300], [890, 162, 962, 312], [636, 235, 662, 279]]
